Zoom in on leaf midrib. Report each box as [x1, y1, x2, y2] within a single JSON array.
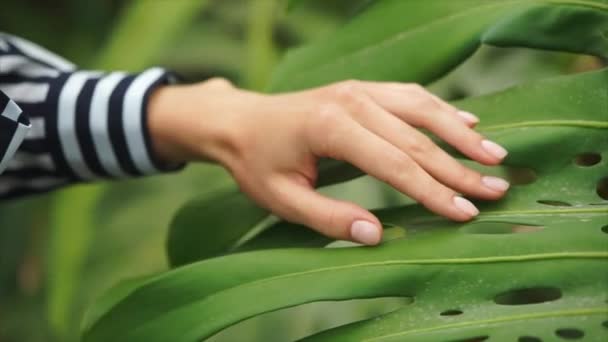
[[365, 306, 608, 341], [234, 252, 608, 287], [480, 120, 608, 131], [401, 207, 608, 225]]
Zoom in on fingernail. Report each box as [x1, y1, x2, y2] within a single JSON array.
[[456, 110, 479, 124], [482, 176, 510, 192], [453, 196, 479, 216], [350, 220, 381, 245], [481, 139, 508, 159]]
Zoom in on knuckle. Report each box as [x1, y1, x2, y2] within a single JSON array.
[[469, 131, 484, 144], [384, 152, 417, 185], [409, 95, 440, 114], [331, 80, 364, 106], [405, 83, 426, 94], [460, 130, 484, 149], [402, 84, 439, 110], [314, 104, 349, 132], [418, 181, 449, 206], [266, 181, 298, 216], [309, 104, 351, 156], [205, 77, 233, 89], [421, 96, 441, 110], [407, 135, 436, 156], [318, 203, 339, 230], [459, 168, 482, 188]]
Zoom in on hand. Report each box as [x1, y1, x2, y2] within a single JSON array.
[[148, 78, 510, 245]]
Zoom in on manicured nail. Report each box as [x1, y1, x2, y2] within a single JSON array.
[[350, 220, 381, 245], [481, 139, 508, 159], [482, 176, 510, 192], [453, 196, 479, 216], [456, 110, 479, 124]]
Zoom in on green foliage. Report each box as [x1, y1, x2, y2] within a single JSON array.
[[166, 0, 608, 268], [0, 2, 379, 342], [82, 0, 608, 340], [167, 188, 269, 265], [271, 0, 608, 92], [47, 186, 102, 340], [82, 61, 608, 340], [95, 0, 210, 70], [46, 1, 212, 340]]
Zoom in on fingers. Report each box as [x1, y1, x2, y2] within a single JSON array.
[[308, 106, 478, 221], [267, 175, 383, 245], [339, 94, 507, 200], [364, 82, 479, 127], [363, 82, 507, 166]]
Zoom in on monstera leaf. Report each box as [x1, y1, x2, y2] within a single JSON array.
[[165, 0, 608, 267], [82, 65, 608, 341], [270, 0, 608, 92]]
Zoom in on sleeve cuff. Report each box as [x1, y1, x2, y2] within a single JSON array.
[[139, 68, 187, 173], [0, 91, 30, 175], [46, 67, 185, 181]]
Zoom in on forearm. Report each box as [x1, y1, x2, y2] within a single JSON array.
[[147, 78, 260, 170]]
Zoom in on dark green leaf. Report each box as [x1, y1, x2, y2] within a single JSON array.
[[167, 188, 269, 266]]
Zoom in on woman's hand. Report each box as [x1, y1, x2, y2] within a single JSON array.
[[148, 78, 510, 245]]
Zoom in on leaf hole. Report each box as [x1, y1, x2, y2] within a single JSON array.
[[440, 309, 463, 316], [602, 320, 608, 328], [511, 225, 544, 233], [537, 200, 572, 207], [597, 177, 608, 200], [601, 225, 608, 234], [505, 167, 537, 185], [494, 286, 562, 305], [450, 336, 488, 342], [462, 222, 543, 235], [555, 328, 584, 339], [519, 337, 542, 342], [574, 152, 601, 166]]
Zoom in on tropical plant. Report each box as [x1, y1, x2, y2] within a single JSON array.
[[82, 0, 608, 341]]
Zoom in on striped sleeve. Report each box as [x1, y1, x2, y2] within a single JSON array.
[[0, 33, 183, 200], [0, 91, 30, 174]]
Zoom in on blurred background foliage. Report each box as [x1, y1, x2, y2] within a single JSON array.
[[0, 0, 603, 341]]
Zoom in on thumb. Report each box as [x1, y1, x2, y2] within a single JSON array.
[[268, 177, 383, 245]]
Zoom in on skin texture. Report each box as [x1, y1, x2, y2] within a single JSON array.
[[147, 78, 510, 245]]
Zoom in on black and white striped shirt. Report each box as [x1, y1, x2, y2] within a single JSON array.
[[0, 33, 180, 200]]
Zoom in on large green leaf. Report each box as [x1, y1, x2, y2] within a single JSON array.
[[270, 0, 608, 92], [82, 67, 608, 341]]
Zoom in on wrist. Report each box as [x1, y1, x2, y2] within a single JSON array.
[[147, 78, 251, 168], [147, 84, 192, 165]]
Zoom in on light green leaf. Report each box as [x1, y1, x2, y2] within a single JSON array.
[[270, 0, 608, 92], [47, 1, 211, 339], [47, 185, 103, 341], [95, 0, 209, 70], [82, 68, 608, 342]]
